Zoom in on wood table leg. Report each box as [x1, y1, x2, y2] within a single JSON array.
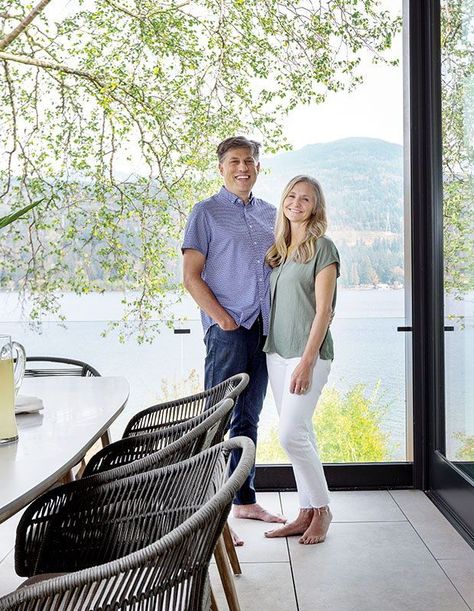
[[60, 470, 75, 484]]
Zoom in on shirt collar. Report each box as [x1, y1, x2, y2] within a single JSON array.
[[217, 186, 255, 207]]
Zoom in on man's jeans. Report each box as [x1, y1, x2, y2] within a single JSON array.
[[204, 316, 268, 505]]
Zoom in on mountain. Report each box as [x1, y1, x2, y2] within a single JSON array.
[[256, 137, 403, 233]]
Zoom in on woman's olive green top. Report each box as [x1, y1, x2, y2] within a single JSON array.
[[263, 236, 340, 360]]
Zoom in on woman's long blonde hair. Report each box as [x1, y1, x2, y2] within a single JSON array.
[[266, 175, 328, 268]]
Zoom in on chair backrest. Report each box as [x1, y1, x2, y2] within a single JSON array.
[[123, 372, 249, 437], [25, 356, 100, 377], [15, 402, 233, 577], [81, 397, 234, 477], [3, 437, 255, 611]]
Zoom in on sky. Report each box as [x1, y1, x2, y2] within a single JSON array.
[[283, 56, 404, 149], [274, 1, 404, 151], [51, 0, 405, 168]]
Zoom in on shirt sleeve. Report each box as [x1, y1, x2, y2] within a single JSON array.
[[315, 237, 340, 278], [181, 204, 210, 257]]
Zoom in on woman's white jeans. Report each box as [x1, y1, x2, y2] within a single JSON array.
[[266, 352, 331, 509]]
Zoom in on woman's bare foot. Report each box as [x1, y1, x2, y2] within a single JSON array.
[[299, 505, 332, 544], [264, 508, 313, 538], [233, 503, 286, 523]]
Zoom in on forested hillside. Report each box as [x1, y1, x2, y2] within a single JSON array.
[[258, 138, 404, 287], [1, 138, 405, 291]]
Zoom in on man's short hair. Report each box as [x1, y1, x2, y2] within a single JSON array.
[[217, 136, 261, 163]]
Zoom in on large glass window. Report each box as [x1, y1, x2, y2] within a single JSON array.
[[441, 0, 474, 477], [0, 1, 409, 469], [256, 1, 407, 464]]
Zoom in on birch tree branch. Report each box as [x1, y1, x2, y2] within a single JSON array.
[[0, 50, 100, 82], [0, 0, 53, 50]]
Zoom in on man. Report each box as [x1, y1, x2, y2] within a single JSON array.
[[182, 136, 286, 542]]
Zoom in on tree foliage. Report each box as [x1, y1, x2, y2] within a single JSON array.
[[441, 0, 474, 297], [0, 0, 400, 338], [257, 382, 393, 463]]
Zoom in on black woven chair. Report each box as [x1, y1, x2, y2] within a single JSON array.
[[24, 357, 109, 453], [81, 397, 235, 477], [25, 356, 100, 378], [123, 372, 249, 438], [0, 437, 255, 611]]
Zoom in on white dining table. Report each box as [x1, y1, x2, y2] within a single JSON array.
[[0, 376, 130, 524]]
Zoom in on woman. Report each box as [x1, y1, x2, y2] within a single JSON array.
[[263, 175, 339, 545]]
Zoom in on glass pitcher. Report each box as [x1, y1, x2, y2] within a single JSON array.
[[0, 335, 26, 444]]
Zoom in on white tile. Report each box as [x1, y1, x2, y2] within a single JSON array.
[[0, 549, 24, 597], [280, 490, 406, 522], [390, 490, 474, 560], [438, 557, 474, 609], [288, 522, 469, 611], [226, 493, 289, 563], [0, 512, 23, 563], [209, 562, 297, 611]]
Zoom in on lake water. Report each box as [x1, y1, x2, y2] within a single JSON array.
[[0, 288, 407, 458], [1, 288, 472, 462]]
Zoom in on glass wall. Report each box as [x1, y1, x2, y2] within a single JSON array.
[[0, 1, 409, 468], [255, 0, 407, 464], [441, 0, 474, 477]]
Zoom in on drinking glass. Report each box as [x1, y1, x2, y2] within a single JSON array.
[[0, 335, 25, 444]]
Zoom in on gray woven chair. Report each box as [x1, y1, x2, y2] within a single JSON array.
[[81, 397, 235, 477], [13, 408, 235, 577], [0, 437, 255, 611], [84, 388, 245, 608], [120, 372, 249, 597], [25, 357, 100, 378], [123, 373, 249, 440]]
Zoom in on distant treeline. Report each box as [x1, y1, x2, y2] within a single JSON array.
[[338, 236, 404, 287]]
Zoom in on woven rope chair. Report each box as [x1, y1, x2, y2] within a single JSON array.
[[79, 397, 242, 608], [123, 373, 248, 608], [81, 397, 234, 477], [120, 371, 249, 600], [123, 373, 249, 438], [0, 438, 254, 611], [15, 407, 234, 578]]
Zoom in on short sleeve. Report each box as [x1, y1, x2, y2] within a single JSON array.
[[315, 237, 340, 278], [181, 204, 210, 257]]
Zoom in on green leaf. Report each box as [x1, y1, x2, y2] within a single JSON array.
[[0, 199, 44, 230]]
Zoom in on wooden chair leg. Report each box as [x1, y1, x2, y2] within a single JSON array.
[[214, 534, 241, 611], [210, 584, 219, 611], [222, 521, 242, 575]]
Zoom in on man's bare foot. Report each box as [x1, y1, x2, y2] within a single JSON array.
[[233, 503, 286, 523], [230, 526, 244, 546], [299, 505, 332, 544], [264, 508, 313, 538]]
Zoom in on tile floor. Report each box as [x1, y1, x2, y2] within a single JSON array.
[[210, 490, 474, 611], [1, 491, 473, 610]]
